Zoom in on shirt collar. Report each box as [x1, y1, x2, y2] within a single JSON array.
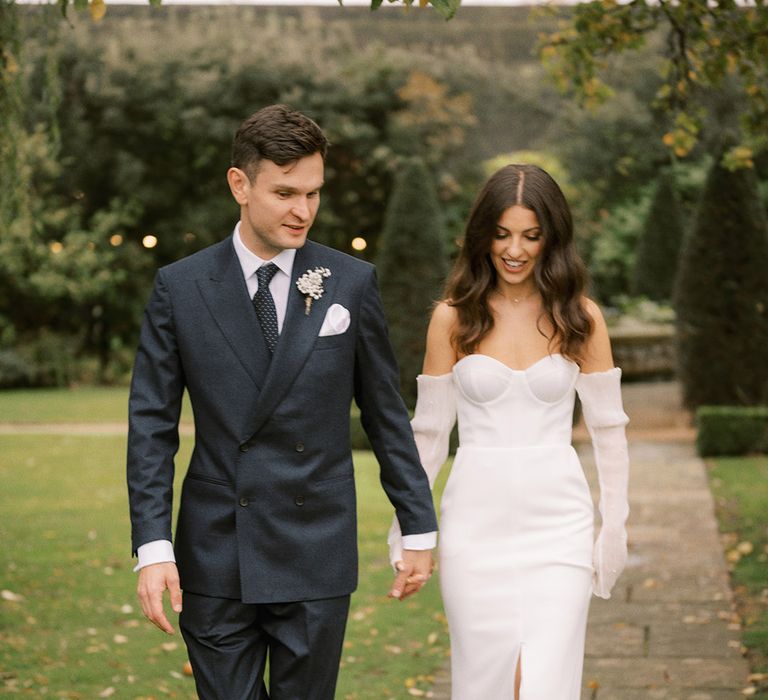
[[232, 222, 297, 279]]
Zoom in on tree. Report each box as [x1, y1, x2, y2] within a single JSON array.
[[377, 158, 449, 407], [673, 145, 768, 409], [538, 0, 768, 167], [631, 171, 686, 300]]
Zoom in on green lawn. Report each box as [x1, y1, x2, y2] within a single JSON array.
[[0, 387, 130, 423], [0, 387, 193, 425], [708, 455, 768, 687], [0, 430, 449, 699]]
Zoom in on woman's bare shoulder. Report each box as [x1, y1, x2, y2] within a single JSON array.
[[579, 296, 614, 372]]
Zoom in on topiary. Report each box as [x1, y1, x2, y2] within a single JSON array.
[[673, 147, 768, 410], [377, 158, 449, 408]]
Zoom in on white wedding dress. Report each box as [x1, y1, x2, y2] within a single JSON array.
[[440, 353, 593, 698], [389, 351, 629, 699]]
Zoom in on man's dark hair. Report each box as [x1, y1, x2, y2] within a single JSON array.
[[232, 104, 328, 178]]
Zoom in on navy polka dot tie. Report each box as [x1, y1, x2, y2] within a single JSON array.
[[253, 263, 280, 354]]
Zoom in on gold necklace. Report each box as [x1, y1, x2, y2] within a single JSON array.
[[511, 289, 538, 304]]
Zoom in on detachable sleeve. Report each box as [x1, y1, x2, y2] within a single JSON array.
[[576, 368, 630, 599], [388, 373, 457, 567]]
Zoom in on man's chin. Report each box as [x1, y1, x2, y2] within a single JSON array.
[[282, 233, 310, 249]]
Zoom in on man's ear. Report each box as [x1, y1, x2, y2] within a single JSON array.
[[227, 167, 250, 205]]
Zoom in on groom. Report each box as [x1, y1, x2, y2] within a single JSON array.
[[127, 104, 437, 699]]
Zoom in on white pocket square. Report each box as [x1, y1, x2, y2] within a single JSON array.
[[318, 303, 351, 337]]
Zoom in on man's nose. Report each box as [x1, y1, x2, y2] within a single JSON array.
[[291, 197, 311, 221]]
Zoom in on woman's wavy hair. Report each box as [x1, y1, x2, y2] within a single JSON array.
[[445, 164, 592, 361]]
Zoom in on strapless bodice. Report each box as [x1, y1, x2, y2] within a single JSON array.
[[452, 353, 579, 448]]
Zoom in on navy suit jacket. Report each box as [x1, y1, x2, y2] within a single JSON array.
[[127, 237, 437, 603]]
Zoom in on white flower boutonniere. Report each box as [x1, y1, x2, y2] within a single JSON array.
[[296, 267, 331, 315]]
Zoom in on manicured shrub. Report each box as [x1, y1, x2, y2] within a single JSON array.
[[696, 406, 768, 456], [673, 149, 768, 410], [377, 158, 449, 408], [632, 171, 685, 300]]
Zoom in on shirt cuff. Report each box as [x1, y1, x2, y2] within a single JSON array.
[[134, 540, 176, 572], [402, 531, 437, 551]]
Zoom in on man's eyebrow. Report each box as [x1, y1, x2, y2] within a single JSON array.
[[272, 182, 325, 192]]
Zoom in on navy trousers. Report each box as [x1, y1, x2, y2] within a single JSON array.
[[179, 591, 350, 700]]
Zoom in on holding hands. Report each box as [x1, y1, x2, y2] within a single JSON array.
[[389, 550, 434, 601]]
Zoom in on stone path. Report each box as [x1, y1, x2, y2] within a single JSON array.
[[429, 383, 751, 699]]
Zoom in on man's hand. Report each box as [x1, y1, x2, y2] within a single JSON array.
[[137, 562, 182, 634], [388, 549, 434, 601]]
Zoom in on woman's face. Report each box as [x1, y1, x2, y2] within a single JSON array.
[[489, 205, 544, 289]]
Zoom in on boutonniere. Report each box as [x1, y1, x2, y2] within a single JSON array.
[[296, 267, 331, 315]]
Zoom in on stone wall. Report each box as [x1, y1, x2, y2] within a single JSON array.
[[609, 322, 676, 380]]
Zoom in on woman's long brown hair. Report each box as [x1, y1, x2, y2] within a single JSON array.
[[445, 164, 592, 361]]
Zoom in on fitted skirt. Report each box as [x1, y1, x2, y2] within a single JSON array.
[[438, 444, 594, 700]]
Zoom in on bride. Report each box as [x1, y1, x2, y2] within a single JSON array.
[[389, 164, 630, 699]]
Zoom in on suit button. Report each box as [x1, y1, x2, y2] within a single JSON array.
[[239, 498, 249, 507], [239, 444, 249, 453], [295, 442, 305, 453], [294, 496, 305, 507]]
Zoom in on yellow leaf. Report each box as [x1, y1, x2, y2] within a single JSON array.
[[89, 0, 107, 22]]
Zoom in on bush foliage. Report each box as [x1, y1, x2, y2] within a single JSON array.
[[632, 172, 686, 301], [674, 148, 768, 410], [377, 159, 449, 407], [697, 406, 768, 457]]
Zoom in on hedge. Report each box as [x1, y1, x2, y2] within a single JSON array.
[[696, 406, 768, 457]]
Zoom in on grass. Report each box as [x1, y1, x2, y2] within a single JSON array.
[[0, 428, 449, 699], [708, 455, 768, 689], [0, 387, 191, 425], [0, 387, 130, 423]]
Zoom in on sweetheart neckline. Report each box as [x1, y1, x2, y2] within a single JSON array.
[[454, 353, 577, 374]]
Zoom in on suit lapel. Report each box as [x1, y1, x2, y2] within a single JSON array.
[[245, 241, 338, 438], [197, 237, 271, 389]]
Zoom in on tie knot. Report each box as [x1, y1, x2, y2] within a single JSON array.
[[256, 262, 279, 287]]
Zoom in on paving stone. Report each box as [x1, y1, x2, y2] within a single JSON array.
[[582, 656, 748, 687]]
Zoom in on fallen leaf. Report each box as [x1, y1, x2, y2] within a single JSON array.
[[98, 688, 115, 698], [427, 632, 438, 645], [113, 635, 128, 644], [741, 687, 757, 696], [1, 590, 24, 602], [161, 642, 178, 652], [182, 661, 193, 676]]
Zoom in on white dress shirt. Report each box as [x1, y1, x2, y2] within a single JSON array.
[[135, 224, 435, 570]]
